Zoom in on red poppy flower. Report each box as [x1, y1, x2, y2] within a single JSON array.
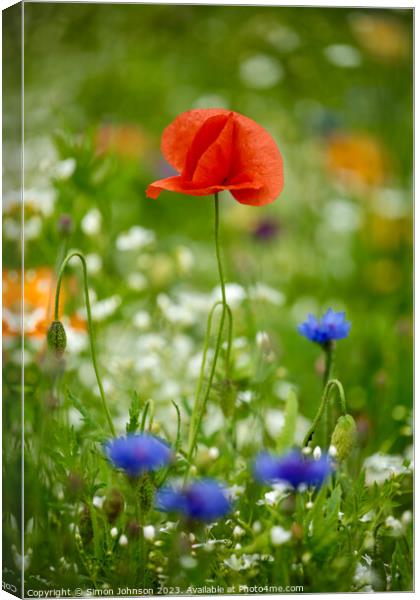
[[146, 109, 283, 206]]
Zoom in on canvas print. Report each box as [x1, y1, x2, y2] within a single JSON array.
[[2, 2, 413, 597]]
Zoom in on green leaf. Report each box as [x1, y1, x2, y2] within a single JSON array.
[[277, 389, 298, 451], [126, 391, 142, 434], [66, 388, 97, 432]]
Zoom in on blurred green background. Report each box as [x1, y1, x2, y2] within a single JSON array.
[[8, 3, 414, 450]]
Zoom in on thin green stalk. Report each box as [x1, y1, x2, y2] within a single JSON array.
[[186, 301, 222, 456], [302, 378, 346, 448], [322, 342, 335, 446], [54, 251, 116, 437], [184, 194, 232, 476]]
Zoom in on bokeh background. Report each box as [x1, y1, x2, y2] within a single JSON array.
[[17, 2, 412, 445], [2, 3, 413, 591]]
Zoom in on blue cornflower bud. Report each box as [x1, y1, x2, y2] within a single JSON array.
[[298, 308, 351, 345], [156, 479, 231, 522], [253, 450, 332, 489], [104, 434, 172, 477]]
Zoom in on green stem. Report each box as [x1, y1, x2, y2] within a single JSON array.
[[184, 194, 232, 477], [302, 378, 346, 448], [54, 251, 116, 437], [214, 193, 227, 308], [322, 342, 335, 446]]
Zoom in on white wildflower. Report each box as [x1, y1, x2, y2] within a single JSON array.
[[233, 526, 245, 538], [237, 390, 253, 405], [86, 253, 102, 274], [239, 54, 283, 89], [175, 246, 194, 272], [116, 226, 155, 251], [54, 157, 76, 179], [359, 511, 374, 523], [402, 510, 412, 525], [385, 516, 404, 537], [324, 44, 362, 68], [270, 526, 291, 546], [227, 485, 245, 501], [328, 445, 338, 458], [224, 554, 255, 571], [133, 310, 151, 330], [250, 283, 285, 306], [313, 446, 322, 461], [92, 496, 104, 509], [264, 409, 285, 438], [363, 452, 412, 486], [208, 447, 220, 460], [90, 295, 121, 321], [211, 282, 246, 308], [179, 556, 197, 569], [127, 272, 147, 291], [143, 525, 155, 541], [81, 209, 102, 235]]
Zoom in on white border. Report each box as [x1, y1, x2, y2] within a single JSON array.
[[0, 1, 416, 600]]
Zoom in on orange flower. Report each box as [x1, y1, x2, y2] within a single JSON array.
[[146, 109, 283, 206], [2, 268, 85, 339], [351, 15, 410, 62], [326, 133, 389, 188]]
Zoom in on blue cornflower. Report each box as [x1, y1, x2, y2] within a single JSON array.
[[298, 308, 351, 345], [105, 434, 172, 477], [156, 479, 231, 522], [253, 450, 332, 489]]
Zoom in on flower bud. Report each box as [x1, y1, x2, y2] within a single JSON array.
[[57, 213, 73, 236], [127, 520, 141, 539], [103, 488, 124, 523], [331, 414, 357, 461], [137, 474, 155, 514], [47, 321, 67, 356]]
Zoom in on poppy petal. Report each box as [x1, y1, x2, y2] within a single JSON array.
[[189, 114, 235, 185], [161, 108, 230, 172], [146, 175, 261, 199], [229, 113, 283, 206]]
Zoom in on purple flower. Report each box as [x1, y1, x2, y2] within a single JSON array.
[[298, 308, 351, 345], [252, 217, 281, 242], [105, 434, 172, 477], [156, 479, 231, 522], [253, 450, 332, 489]]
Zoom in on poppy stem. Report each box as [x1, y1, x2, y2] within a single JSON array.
[[302, 378, 346, 449], [214, 193, 227, 305], [184, 195, 233, 478], [214, 193, 234, 376], [54, 251, 116, 437]]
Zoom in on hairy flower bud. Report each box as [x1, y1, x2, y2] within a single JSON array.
[[103, 488, 125, 523], [47, 320, 67, 356], [138, 474, 155, 514], [331, 414, 357, 461]]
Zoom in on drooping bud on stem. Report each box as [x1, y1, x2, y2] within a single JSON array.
[[331, 414, 357, 461], [47, 320, 67, 356]]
